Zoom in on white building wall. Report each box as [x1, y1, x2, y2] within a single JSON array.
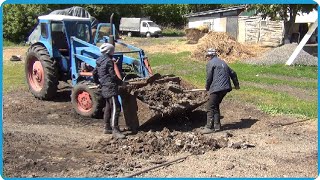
[[188, 15, 226, 32]]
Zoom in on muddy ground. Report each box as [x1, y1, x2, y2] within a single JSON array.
[[3, 85, 317, 178]]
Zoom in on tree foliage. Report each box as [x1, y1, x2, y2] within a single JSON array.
[[4, 5, 45, 42], [248, 4, 317, 39], [4, 4, 227, 42]]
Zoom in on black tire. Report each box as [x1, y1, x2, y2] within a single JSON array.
[[71, 81, 105, 118], [127, 32, 132, 37], [146, 32, 151, 38], [25, 44, 58, 100]]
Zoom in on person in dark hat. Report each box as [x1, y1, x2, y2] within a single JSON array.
[[199, 48, 240, 134]]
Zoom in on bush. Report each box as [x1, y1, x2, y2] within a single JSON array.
[[3, 4, 50, 43], [161, 27, 185, 37]]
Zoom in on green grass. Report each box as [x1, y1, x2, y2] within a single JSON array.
[[228, 86, 317, 118], [231, 62, 317, 90], [3, 62, 27, 93], [149, 52, 318, 118], [122, 36, 187, 46], [3, 39, 26, 47], [231, 62, 318, 79], [149, 52, 205, 87], [161, 27, 185, 37], [3, 39, 17, 47]]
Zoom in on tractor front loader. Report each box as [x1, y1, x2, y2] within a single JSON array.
[[25, 14, 207, 131]]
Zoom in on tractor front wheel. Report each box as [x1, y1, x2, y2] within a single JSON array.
[[25, 44, 58, 100], [71, 82, 105, 118], [146, 32, 151, 38]]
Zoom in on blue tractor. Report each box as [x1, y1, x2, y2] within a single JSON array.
[[26, 14, 206, 130], [25, 14, 153, 118]]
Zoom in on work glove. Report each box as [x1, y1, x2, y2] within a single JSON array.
[[122, 81, 129, 86], [118, 81, 129, 93]]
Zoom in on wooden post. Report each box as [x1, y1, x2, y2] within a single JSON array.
[[285, 19, 318, 65]]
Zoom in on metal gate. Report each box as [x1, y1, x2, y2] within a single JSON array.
[[226, 16, 239, 39]]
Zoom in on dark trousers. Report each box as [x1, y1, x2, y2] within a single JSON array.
[[206, 91, 228, 128], [104, 96, 121, 130]]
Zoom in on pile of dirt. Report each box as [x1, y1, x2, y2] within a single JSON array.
[[185, 28, 209, 44], [131, 81, 207, 115], [191, 32, 256, 62], [88, 128, 228, 157]]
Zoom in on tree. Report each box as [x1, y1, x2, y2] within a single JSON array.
[[248, 4, 317, 41], [4, 5, 48, 42], [3, 4, 229, 42]]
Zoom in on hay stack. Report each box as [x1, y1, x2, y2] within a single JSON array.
[[185, 27, 208, 44], [191, 32, 255, 62]]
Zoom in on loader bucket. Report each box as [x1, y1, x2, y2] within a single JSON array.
[[119, 75, 207, 131]]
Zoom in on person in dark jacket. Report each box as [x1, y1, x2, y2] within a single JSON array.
[[199, 48, 240, 134], [94, 43, 125, 139]]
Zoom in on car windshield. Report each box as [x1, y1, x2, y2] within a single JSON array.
[[147, 22, 159, 27]]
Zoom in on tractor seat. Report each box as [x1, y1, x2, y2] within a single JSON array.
[[52, 31, 69, 52]]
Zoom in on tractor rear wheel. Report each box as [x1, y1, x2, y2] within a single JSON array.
[[25, 44, 58, 100], [71, 82, 105, 118]]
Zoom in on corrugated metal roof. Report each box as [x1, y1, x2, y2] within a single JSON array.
[[185, 5, 247, 18]]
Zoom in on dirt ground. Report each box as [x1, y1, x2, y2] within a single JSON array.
[[3, 86, 317, 178], [2, 38, 318, 178]]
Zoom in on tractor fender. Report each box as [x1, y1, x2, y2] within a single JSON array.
[[31, 41, 70, 72], [31, 41, 54, 58]]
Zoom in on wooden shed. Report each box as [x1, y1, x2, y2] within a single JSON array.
[[185, 5, 247, 39], [185, 6, 285, 46]]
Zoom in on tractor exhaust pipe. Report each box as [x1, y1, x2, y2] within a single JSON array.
[[109, 13, 115, 46]]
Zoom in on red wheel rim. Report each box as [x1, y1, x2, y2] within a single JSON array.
[[27, 56, 44, 92], [77, 91, 93, 113]]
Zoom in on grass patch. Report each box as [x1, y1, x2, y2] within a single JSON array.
[[149, 52, 205, 87], [161, 27, 185, 37], [3, 39, 26, 47], [230, 62, 317, 90], [228, 86, 317, 118], [149, 52, 318, 118], [3, 62, 27, 93], [231, 62, 318, 79], [122, 36, 187, 46]]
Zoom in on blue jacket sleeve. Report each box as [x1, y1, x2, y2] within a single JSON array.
[[205, 62, 214, 91]]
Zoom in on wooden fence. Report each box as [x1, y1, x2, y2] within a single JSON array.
[[238, 16, 284, 46]]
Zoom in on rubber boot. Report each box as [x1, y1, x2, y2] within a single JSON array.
[[199, 118, 215, 134], [112, 127, 126, 139], [104, 123, 112, 134], [219, 110, 224, 119], [213, 113, 221, 132]]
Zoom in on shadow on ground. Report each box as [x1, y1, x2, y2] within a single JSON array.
[[140, 110, 259, 132], [53, 89, 72, 102], [223, 118, 259, 130], [303, 44, 318, 57]]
